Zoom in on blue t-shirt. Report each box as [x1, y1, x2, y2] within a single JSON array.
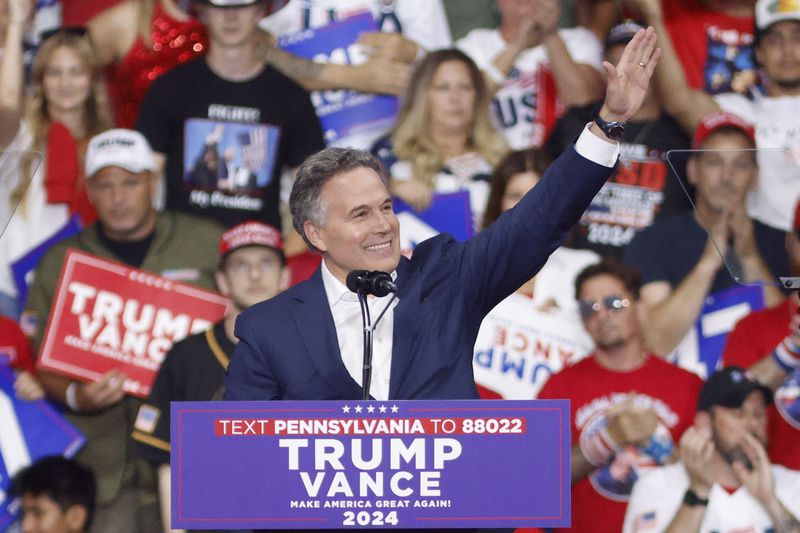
[[624, 211, 788, 293]]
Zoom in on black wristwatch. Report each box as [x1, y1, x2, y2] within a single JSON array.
[[593, 114, 626, 141], [683, 489, 709, 507]]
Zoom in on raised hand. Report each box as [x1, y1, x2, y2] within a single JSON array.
[[606, 397, 659, 447], [679, 425, 715, 496], [600, 26, 661, 122], [731, 432, 775, 506]]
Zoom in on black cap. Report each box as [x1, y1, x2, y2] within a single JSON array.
[[606, 20, 646, 48], [698, 367, 773, 411]]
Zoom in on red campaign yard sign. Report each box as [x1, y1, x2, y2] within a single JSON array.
[[37, 249, 229, 398]]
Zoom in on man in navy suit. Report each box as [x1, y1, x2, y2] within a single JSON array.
[[225, 28, 662, 402]]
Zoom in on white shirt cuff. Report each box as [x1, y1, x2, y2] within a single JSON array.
[[574, 123, 619, 168]]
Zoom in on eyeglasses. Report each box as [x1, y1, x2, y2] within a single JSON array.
[[578, 295, 631, 320]]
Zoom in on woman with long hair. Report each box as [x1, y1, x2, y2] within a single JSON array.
[[372, 48, 508, 230], [0, 25, 112, 316]]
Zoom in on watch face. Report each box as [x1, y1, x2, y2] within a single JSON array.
[[608, 124, 625, 140]]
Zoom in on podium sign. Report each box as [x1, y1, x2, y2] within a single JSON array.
[[172, 399, 571, 529]]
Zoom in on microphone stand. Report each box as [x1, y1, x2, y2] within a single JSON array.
[[357, 291, 398, 401], [357, 289, 373, 401]]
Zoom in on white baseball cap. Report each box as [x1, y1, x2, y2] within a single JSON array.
[[85, 129, 156, 178], [756, 0, 800, 32]]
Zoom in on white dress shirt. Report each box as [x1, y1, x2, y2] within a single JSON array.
[[319, 124, 618, 399], [321, 261, 398, 400]]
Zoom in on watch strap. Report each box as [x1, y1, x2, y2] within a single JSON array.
[[683, 488, 710, 507]]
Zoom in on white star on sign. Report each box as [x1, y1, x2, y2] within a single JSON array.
[[367, 405, 375, 413], [354, 405, 363, 413], [342, 405, 350, 413], [391, 405, 399, 413], [379, 405, 387, 413]]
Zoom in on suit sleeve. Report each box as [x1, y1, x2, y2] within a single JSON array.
[[223, 313, 284, 401], [457, 141, 614, 315]]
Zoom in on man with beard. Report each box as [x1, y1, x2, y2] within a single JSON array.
[[536, 259, 702, 533], [623, 367, 800, 533], [132, 221, 289, 532]]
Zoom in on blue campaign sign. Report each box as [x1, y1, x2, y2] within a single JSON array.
[[673, 284, 764, 378], [0, 366, 85, 529], [11, 215, 82, 315], [278, 12, 398, 144], [172, 399, 571, 530], [394, 191, 474, 251]]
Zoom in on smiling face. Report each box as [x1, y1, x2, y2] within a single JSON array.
[[42, 46, 91, 116], [304, 167, 401, 284], [427, 59, 477, 136]]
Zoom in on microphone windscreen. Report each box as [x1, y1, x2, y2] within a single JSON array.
[[346, 270, 370, 293]]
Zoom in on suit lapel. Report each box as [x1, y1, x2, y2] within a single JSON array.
[[291, 269, 363, 399], [389, 259, 423, 399]]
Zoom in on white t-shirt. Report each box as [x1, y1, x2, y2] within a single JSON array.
[[715, 91, 800, 231], [472, 246, 599, 399], [0, 123, 70, 298], [260, 0, 452, 149], [457, 27, 603, 149], [623, 462, 800, 533]]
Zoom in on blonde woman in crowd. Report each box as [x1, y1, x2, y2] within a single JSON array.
[[372, 48, 508, 230], [0, 9, 112, 316]]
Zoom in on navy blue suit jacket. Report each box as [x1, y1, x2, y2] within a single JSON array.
[[224, 144, 614, 401]]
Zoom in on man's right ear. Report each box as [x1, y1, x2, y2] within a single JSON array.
[[303, 221, 327, 253]]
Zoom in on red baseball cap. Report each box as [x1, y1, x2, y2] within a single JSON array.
[[219, 221, 283, 261], [692, 111, 756, 149]]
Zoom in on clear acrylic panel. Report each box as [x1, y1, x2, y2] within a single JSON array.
[[665, 147, 800, 289]]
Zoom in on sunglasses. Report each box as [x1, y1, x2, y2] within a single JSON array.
[[578, 295, 631, 320]]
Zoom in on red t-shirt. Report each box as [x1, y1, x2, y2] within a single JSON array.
[[0, 317, 36, 373], [663, 0, 756, 95], [722, 298, 800, 470], [538, 355, 702, 533]]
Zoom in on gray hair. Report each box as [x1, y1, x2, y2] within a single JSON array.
[[290, 148, 388, 251]]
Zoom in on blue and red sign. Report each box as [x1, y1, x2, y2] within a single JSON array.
[[278, 12, 398, 144], [0, 366, 85, 530], [172, 399, 571, 529]]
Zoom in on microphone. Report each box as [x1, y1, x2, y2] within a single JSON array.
[[346, 270, 397, 297]]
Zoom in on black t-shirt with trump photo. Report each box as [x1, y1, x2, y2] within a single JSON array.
[[136, 57, 324, 229], [546, 103, 692, 259]]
